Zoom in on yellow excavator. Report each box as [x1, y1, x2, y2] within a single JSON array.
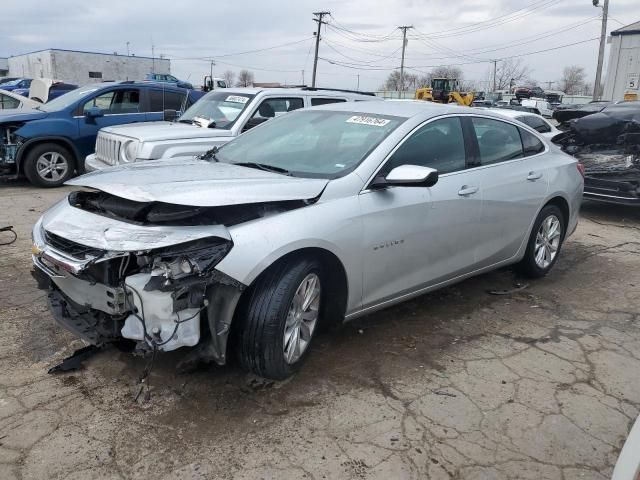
[[415, 78, 475, 106]]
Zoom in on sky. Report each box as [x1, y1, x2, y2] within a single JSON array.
[[1, 0, 638, 91]]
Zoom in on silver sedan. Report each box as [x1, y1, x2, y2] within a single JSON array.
[[32, 101, 584, 379]]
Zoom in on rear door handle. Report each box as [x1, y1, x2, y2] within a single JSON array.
[[458, 185, 479, 196], [527, 171, 543, 181]]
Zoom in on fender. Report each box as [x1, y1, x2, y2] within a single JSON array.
[[16, 136, 81, 173]]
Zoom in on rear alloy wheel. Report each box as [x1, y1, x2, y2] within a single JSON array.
[[237, 257, 323, 379], [518, 204, 565, 278], [24, 143, 75, 187]]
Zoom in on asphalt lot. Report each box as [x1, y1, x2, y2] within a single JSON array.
[[1, 180, 639, 480]]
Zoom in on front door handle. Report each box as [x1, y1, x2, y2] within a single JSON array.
[[458, 185, 479, 196], [527, 171, 543, 181]]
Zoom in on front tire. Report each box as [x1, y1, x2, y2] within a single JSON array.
[[518, 204, 565, 278], [23, 143, 75, 187], [237, 257, 323, 380]]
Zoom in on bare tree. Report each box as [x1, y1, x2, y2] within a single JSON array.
[[236, 70, 255, 87], [382, 71, 417, 91], [560, 65, 587, 95], [493, 58, 532, 91], [222, 70, 235, 87]]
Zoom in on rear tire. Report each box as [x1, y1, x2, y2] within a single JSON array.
[[236, 257, 323, 380], [23, 143, 75, 188], [517, 204, 565, 278]]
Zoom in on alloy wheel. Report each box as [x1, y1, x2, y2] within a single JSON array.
[[534, 214, 562, 269], [36, 152, 69, 182], [283, 273, 321, 364]]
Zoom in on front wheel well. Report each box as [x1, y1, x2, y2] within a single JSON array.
[[237, 248, 349, 329], [18, 139, 78, 174]]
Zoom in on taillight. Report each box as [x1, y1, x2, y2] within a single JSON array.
[[576, 162, 585, 178]]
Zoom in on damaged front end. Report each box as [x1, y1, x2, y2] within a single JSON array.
[[32, 192, 255, 365], [552, 103, 640, 206], [0, 124, 24, 177]]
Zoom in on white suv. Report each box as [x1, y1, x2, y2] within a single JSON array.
[[85, 87, 380, 172]]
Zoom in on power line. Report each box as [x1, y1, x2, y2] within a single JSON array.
[[168, 37, 313, 61], [320, 36, 600, 72], [410, 0, 563, 38]]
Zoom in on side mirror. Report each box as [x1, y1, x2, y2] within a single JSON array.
[[242, 116, 268, 132], [163, 109, 177, 122], [84, 106, 104, 119], [370, 164, 439, 189]]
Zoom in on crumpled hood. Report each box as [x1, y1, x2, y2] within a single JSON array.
[[67, 158, 329, 207], [0, 108, 48, 122], [101, 121, 229, 142]]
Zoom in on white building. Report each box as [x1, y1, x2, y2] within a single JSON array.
[[0, 58, 8, 77], [603, 21, 640, 102], [7, 49, 170, 86]]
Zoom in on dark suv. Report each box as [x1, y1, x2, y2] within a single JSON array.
[[0, 81, 204, 187]]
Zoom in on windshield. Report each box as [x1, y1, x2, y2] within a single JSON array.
[[39, 85, 103, 112], [216, 110, 404, 179], [179, 91, 254, 129], [2, 79, 23, 87]]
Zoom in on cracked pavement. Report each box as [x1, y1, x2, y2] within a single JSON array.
[[1, 181, 639, 480]]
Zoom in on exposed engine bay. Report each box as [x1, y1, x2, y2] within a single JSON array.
[[0, 125, 22, 175], [552, 102, 640, 205], [32, 189, 312, 365]]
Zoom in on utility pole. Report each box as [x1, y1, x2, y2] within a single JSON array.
[[356, 74, 360, 91], [398, 26, 412, 92], [301, 70, 305, 85], [492, 59, 498, 92], [151, 44, 155, 73], [210, 60, 215, 81], [126, 42, 130, 56], [311, 11, 330, 88], [593, 0, 609, 100]]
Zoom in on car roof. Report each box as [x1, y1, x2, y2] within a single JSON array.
[[485, 108, 529, 119], [217, 87, 377, 99], [309, 99, 473, 119]]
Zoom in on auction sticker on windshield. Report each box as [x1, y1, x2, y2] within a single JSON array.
[[346, 115, 390, 127], [225, 95, 250, 104]]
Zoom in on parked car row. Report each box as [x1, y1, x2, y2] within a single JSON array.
[[0, 81, 205, 186]]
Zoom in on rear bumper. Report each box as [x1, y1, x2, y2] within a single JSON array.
[[583, 191, 640, 206]]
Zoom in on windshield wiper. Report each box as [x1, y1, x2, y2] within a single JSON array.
[[199, 145, 220, 162], [234, 162, 291, 176], [178, 119, 194, 125]]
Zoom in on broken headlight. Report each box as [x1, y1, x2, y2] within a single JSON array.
[[144, 238, 232, 290]]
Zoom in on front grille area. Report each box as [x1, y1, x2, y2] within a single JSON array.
[[44, 230, 104, 259], [95, 134, 122, 165]]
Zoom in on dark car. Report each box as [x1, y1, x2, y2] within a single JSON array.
[[144, 73, 193, 90], [552, 101, 612, 124], [13, 81, 79, 102], [0, 81, 205, 187], [0, 77, 20, 85], [552, 102, 640, 206], [0, 78, 32, 92]]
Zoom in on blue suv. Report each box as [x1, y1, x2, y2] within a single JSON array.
[[144, 73, 193, 90], [0, 81, 204, 187]]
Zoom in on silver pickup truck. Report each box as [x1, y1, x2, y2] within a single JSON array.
[[85, 87, 380, 172]]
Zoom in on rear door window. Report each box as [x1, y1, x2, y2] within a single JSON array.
[[311, 97, 347, 106], [520, 129, 545, 157], [148, 90, 186, 112], [471, 117, 523, 165], [252, 97, 304, 120], [0, 93, 20, 109], [516, 115, 551, 133]]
